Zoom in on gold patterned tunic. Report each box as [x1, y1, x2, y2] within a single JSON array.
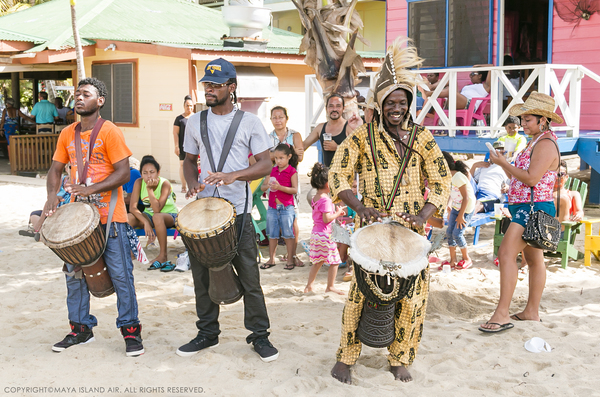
[[329, 120, 451, 367]]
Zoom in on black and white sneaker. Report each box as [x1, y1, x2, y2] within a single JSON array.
[[252, 337, 279, 362], [121, 323, 145, 357], [176, 333, 219, 357], [52, 322, 95, 352]]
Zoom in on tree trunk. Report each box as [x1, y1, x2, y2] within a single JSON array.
[[70, 1, 86, 82]]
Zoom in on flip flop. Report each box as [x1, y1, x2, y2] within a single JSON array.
[[511, 314, 542, 322], [455, 260, 472, 270], [478, 322, 514, 333], [339, 262, 347, 268], [437, 260, 452, 271], [148, 261, 164, 270], [19, 230, 35, 237], [284, 263, 295, 270], [160, 261, 175, 272], [260, 262, 276, 270]]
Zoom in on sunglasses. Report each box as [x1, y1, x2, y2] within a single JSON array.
[[202, 82, 230, 90], [469, 72, 481, 77]]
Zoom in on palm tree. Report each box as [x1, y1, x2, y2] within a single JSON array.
[[1, 0, 52, 15]]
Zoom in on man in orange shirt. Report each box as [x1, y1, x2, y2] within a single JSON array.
[[43, 77, 144, 357]]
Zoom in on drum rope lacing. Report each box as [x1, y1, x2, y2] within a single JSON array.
[[360, 267, 401, 302]]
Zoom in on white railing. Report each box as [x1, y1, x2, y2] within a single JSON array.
[[305, 64, 600, 138]]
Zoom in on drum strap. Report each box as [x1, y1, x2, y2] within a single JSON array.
[[366, 123, 417, 212], [199, 109, 249, 244], [73, 117, 118, 253]]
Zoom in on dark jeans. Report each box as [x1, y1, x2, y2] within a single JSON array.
[[190, 215, 270, 344]]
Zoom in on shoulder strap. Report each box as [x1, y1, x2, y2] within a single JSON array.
[[74, 118, 106, 185], [200, 109, 245, 173], [528, 137, 561, 219]]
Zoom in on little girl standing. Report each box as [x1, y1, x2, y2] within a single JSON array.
[[442, 152, 476, 270], [260, 143, 299, 270], [304, 163, 346, 295]]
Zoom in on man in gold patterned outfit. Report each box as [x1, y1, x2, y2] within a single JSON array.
[[329, 37, 451, 384]]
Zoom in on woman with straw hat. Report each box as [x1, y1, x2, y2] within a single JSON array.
[[480, 92, 563, 333]]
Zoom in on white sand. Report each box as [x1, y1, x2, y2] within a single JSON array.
[[1, 173, 600, 397]]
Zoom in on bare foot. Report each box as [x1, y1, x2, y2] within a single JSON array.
[[294, 256, 305, 267], [390, 365, 412, 382], [331, 362, 352, 384], [304, 285, 313, 293], [151, 256, 167, 264], [326, 287, 345, 295]]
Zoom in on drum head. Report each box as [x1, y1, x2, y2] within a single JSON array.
[[176, 197, 236, 237], [350, 221, 430, 279], [41, 202, 100, 248]]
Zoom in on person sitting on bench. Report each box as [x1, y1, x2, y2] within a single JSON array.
[[470, 140, 509, 214]]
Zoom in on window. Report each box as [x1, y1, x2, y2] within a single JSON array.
[[91, 62, 137, 125], [409, 0, 491, 68]]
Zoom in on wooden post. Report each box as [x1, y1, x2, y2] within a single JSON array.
[[11, 73, 20, 109]]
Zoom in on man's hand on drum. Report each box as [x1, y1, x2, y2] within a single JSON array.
[[43, 195, 63, 217], [186, 182, 205, 199], [396, 212, 427, 227], [204, 171, 236, 187], [356, 206, 387, 224], [64, 182, 93, 198]]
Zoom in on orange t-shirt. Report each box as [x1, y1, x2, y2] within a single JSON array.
[[53, 120, 132, 224]]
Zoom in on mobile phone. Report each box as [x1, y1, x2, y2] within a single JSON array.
[[323, 133, 332, 141], [485, 142, 496, 153]]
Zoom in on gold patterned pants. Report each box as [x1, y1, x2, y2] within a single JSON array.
[[335, 268, 430, 367]]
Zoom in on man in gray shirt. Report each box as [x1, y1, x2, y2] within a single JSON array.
[[178, 58, 278, 362]]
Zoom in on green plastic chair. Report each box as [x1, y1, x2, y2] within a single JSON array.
[[250, 177, 267, 240]]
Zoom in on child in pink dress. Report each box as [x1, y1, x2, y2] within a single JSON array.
[[304, 163, 346, 295]]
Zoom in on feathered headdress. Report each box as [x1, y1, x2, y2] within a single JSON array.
[[367, 37, 423, 132]]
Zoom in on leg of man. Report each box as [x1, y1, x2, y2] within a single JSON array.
[[65, 264, 98, 328], [232, 215, 270, 342], [387, 269, 430, 382], [104, 223, 140, 328], [334, 279, 365, 362]]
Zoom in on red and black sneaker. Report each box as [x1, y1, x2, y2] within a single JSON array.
[[52, 322, 95, 352], [121, 323, 144, 357]]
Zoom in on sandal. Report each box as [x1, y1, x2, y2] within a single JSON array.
[[294, 255, 305, 267], [437, 260, 453, 271], [455, 260, 472, 270], [260, 262, 276, 270], [160, 261, 175, 272], [148, 261, 164, 270], [284, 262, 295, 270]]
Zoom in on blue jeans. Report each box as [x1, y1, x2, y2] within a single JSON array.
[[65, 222, 139, 329], [446, 209, 474, 248], [266, 204, 295, 239]]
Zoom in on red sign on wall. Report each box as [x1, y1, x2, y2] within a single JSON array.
[[159, 103, 173, 111]]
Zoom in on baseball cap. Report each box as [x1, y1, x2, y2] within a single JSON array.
[[199, 58, 237, 84]]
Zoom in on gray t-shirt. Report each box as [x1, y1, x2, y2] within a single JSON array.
[[184, 107, 272, 214]]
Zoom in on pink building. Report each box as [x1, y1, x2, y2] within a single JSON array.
[[386, 0, 600, 131]]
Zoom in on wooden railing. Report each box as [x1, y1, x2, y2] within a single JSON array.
[[9, 134, 60, 175]]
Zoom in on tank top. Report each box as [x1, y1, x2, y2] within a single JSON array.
[[508, 132, 558, 204], [319, 122, 348, 167], [140, 176, 178, 215]]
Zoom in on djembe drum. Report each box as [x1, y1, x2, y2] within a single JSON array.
[[41, 202, 115, 298], [176, 197, 243, 305], [350, 221, 430, 348]]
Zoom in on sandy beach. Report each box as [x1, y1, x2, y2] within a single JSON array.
[[1, 161, 600, 397]]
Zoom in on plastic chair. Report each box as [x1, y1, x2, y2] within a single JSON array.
[[434, 94, 491, 135], [581, 219, 600, 267], [250, 177, 267, 240]]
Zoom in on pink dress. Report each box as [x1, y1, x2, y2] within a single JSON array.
[[309, 195, 342, 265], [508, 131, 558, 204]]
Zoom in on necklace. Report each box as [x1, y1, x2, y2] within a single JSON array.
[[391, 132, 409, 142]]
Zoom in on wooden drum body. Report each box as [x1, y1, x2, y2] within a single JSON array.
[[176, 197, 243, 305], [41, 202, 115, 298], [350, 221, 431, 348]]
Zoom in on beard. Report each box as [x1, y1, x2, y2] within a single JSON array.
[[329, 111, 341, 120], [206, 94, 229, 107], [75, 105, 99, 117]]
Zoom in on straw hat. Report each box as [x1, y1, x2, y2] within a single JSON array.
[[508, 91, 563, 124]]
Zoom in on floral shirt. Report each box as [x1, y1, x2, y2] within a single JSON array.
[[508, 131, 558, 204]]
